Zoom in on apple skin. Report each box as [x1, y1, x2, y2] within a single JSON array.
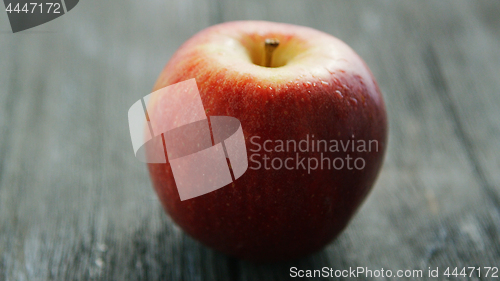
[[147, 21, 387, 262]]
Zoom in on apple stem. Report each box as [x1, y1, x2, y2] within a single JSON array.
[[264, 38, 280, 67]]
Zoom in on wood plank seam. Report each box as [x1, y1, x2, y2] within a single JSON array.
[[0, 49, 21, 190], [422, 44, 500, 211]]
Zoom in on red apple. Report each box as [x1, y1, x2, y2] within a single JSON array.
[[146, 21, 387, 261]]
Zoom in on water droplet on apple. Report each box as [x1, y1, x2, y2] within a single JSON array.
[[321, 81, 329, 86], [335, 90, 343, 98], [349, 97, 358, 106]]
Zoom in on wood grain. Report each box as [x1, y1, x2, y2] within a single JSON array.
[[0, 0, 499, 280]]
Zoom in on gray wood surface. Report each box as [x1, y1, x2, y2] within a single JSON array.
[[1, 0, 499, 280]]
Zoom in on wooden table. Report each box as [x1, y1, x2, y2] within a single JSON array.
[[1, 0, 499, 280]]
